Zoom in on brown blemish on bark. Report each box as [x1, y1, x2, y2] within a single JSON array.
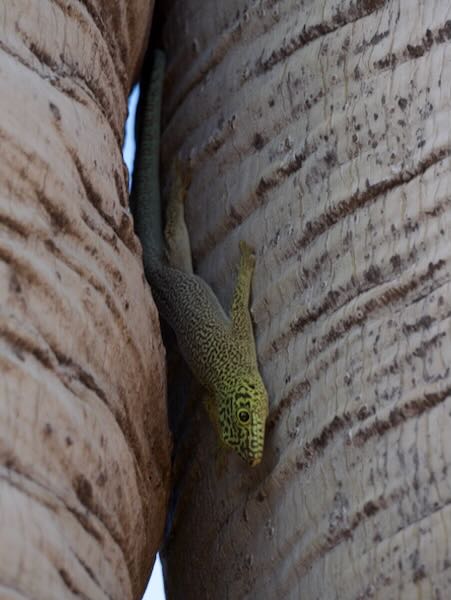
[[58, 568, 87, 598], [376, 22, 451, 70], [0, 213, 29, 238], [257, 0, 385, 74], [74, 474, 93, 508], [267, 379, 311, 430], [0, 323, 53, 368], [256, 152, 305, 197], [285, 149, 450, 258], [71, 152, 137, 253], [36, 190, 74, 235], [49, 102, 62, 122], [354, 386, 451, 447]]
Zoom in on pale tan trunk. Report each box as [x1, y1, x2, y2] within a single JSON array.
[[161, 1, 451, 598], [0, 2, 171, 599]]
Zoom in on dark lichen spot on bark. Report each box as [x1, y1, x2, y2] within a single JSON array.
[[403, 315, 434, 334], [413, 566, 427, 582], [252, 133, 265, 150], [412, 332, 446, 358], [363, 500, 380, 517], [324, 150, 337, 166], [390, 254, 401, 270], [43, 422, 53, 436], [96, 472, 107, 487], [375, 53, 397, 70], [9, 272, 22, 294], [357, 405, 374, 421], [117, 211, 139, 253], [398, 97, 408, 110], [406, 44, 425, 58], [436, 20, 451, 43], [114, 168, 127, 208], [49, 102, 61, 122], [44, 238, 57, 253], [364, 265, 382, 284], [74, 473, 93, 507]]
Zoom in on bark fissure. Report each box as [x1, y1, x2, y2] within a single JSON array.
[[42, 237, 133, 334], [0, 461, 125, 569], [71, 550, 115, 600], [0, 321, 135, 453], [71, 153, 137, 254], [17, 25, 123, 147], [260, 257, 447, 365], [58, 567, 90, 600], [0, 471, 59, 515], [0, 39, 40, 75], [353, 385, 451, 447], [275, 488, 451, 596], [256, 0, 386, 75], [284, 148, 451, 259], [375, 20, 451, 71], [303, 259, 446, 365]]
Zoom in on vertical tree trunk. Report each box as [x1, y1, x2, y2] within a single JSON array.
[[0, 2, 171, 599], [161, 1, 451, 597]]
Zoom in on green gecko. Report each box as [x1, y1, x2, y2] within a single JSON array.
[[130, 50, 268, 466]]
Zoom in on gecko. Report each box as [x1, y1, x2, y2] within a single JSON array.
[[130, 50, 268, 466]]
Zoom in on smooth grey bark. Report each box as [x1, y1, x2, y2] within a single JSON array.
[[0, 2, 171, 599], [160, 1, 451, 598]]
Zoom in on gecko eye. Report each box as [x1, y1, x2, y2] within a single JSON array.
[[238, 409, 250, 424]]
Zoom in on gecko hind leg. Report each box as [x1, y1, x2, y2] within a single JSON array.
[[164, 158, 194, 274]]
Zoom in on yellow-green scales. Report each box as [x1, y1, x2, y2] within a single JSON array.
[[130, 51, 268, 466]]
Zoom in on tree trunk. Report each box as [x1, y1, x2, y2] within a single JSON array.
[[160, 1, 451, 598], [0, 2, 171, 599]]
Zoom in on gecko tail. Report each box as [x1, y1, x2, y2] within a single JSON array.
[[130, 49, 166, 269]]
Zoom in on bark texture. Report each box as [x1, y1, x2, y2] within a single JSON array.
[[161, 1, 451, 598], [0, 2, 171, 599]]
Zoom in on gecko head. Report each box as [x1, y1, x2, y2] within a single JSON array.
[[219, 372, 269, 467]]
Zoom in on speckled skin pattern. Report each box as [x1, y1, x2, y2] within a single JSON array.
[[148, 243, 268, 465], [131, 52, 268, 466]]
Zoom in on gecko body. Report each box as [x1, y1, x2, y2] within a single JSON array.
[[131, 51, 268, 466]]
